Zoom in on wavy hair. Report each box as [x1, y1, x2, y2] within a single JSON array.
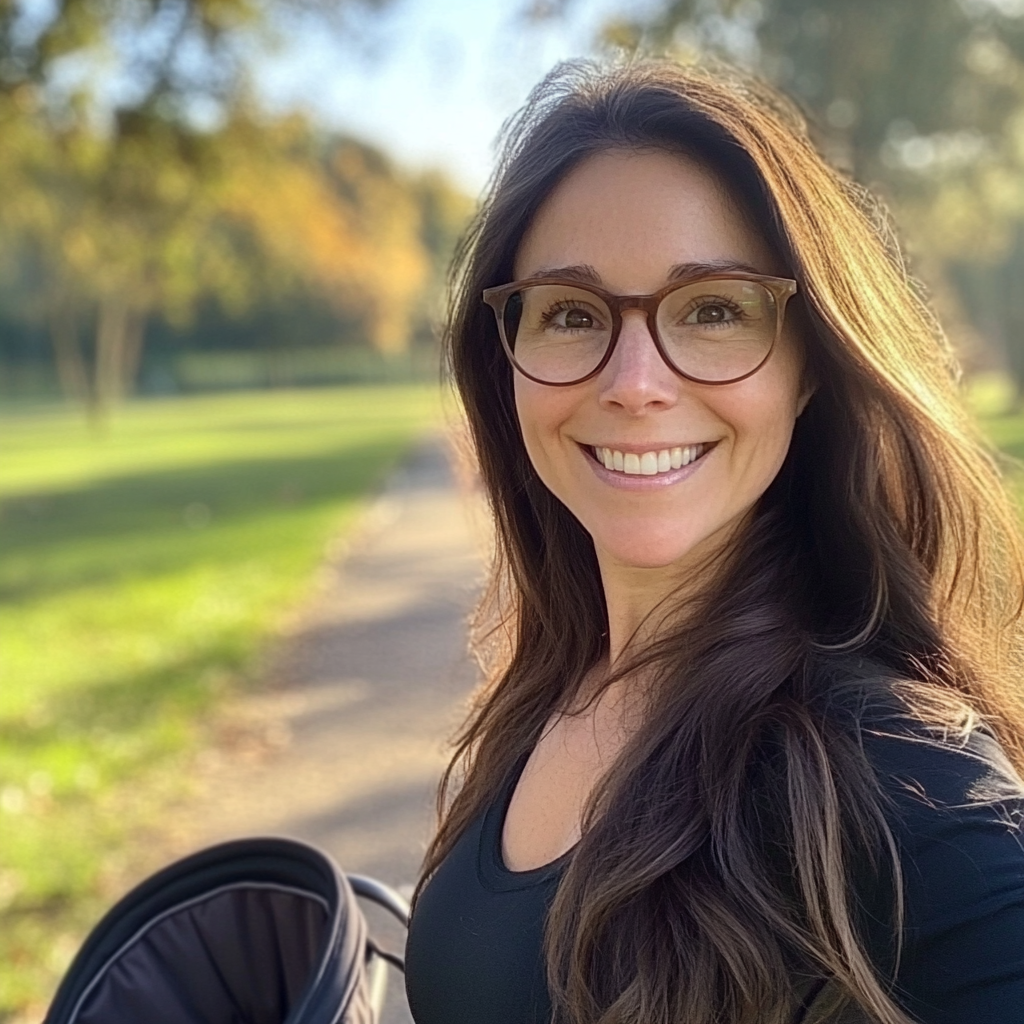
[[418, 58, 1024, 1024]]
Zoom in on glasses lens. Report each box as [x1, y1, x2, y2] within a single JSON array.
[[656, 279, 778, 382], [503, 284, 613, 383]]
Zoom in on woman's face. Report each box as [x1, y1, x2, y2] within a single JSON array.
[[512, 149, 810, 574]]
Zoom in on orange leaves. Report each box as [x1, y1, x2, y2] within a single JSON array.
[[221, 146, 369, 291], [215, 124, 436, 354], [1, 95, 468, 385]]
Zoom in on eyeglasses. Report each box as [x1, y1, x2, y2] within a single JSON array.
[[482, 273, 798, 387]]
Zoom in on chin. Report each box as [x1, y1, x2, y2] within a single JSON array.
[[593, 525, 713, 572]]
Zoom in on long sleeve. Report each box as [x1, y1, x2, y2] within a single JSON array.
[[861, 721, 1024, 1024]]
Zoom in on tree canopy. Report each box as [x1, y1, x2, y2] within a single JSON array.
[[0, 0, 470, 415]]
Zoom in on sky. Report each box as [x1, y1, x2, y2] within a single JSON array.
[[258, 0, 661, 193]]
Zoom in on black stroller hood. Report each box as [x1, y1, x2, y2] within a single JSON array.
[[44, 837, 378, 1024]]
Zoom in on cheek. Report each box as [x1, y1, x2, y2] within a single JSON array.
[[512, 378, 541, 458], [717, 374, 804, 488], [513, 378, 569, 470]]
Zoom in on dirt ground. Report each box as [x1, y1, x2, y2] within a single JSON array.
[[164, 435, 488, 1024]]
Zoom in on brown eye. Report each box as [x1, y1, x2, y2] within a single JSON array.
[[695, 304, 730, 324], [563, 308, 594, 329], [534, 293, 607, 333]]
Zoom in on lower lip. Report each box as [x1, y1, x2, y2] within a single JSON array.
[[581, 444, 715, 490]]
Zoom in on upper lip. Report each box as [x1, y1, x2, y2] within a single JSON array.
[[582, 441, 716, 454]]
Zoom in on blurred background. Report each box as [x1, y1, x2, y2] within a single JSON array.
[[5, 0, 1024, 1017]]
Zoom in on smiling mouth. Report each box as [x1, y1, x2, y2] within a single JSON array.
[[589, 443, 713, 476]]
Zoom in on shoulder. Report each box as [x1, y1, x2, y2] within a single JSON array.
[[821, 663, 1024, 1021], [813, 656, 1024, 812], [861, 711, 1024, 815], [851, 688, 1024, 819], [855, 691, 1024, 924]]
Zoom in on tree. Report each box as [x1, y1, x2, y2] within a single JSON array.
[[0, 0, 415, 416]]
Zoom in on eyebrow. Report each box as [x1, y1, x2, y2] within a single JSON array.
[[529, 264, 603, 284], [527, 259, 764, 287], [668, 259, 763, 280]]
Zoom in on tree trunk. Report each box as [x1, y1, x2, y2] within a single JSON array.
[[47, 300, 90, 406], [92, 294, 149, 416], [95, 296, 133, 415], [121, 305, 147, 396]]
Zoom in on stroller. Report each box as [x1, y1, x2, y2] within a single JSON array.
[[43, 837, 411, 1024]]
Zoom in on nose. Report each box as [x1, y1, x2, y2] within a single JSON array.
[[598, 309, 679, 413]]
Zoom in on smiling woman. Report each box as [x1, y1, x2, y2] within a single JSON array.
[[509, 150, 811, 577], [405, 59, 1024, 1024]]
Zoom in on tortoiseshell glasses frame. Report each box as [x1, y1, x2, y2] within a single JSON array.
[[482, 272, 799, 387]]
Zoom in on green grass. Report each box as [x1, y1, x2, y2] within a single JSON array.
[[0, 385, 440, 1016], [981, 408, 1024, 459]]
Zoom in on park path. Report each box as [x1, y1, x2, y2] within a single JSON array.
[[166, 434, 487, 1024]]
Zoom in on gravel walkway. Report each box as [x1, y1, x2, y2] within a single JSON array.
[[168, 434, 486, 1024]]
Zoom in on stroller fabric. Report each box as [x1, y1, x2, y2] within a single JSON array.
[[44, 837, 377, 1024]]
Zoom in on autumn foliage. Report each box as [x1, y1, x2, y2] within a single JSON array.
[[0, 0, 470, 414]]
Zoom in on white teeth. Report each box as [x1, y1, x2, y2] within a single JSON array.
[[594, 444, 707, 476]]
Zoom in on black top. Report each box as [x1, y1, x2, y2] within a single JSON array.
[[405, 752, 562, 1024], [405, 714, 1024, 1024]]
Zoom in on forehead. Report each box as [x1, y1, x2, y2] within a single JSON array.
[[513, 149, 779, 289]]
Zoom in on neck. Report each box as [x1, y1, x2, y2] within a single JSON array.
[[599, 563, 690, 664], [597, 529, 739, 665]]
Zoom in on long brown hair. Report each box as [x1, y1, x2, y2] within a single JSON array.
[[421, 58, 1024, 1024]]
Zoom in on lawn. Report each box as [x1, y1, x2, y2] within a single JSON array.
[[0, 385, 441, 1016]]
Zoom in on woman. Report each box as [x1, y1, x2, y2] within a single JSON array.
[[404, 58, 1024, 1024]]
